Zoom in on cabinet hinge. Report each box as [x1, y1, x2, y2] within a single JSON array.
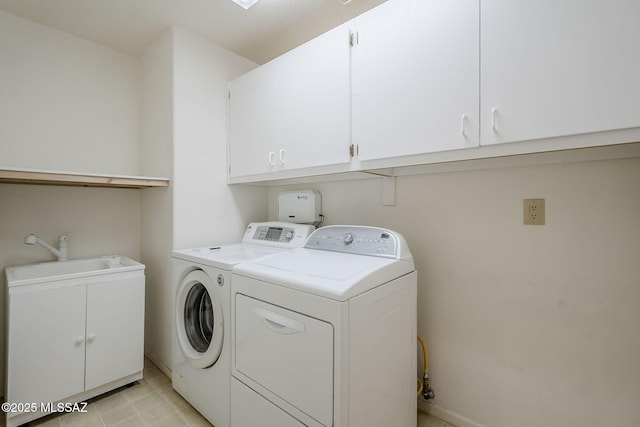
[[349, 144, 359, 158], [349, 31, 358, 47]]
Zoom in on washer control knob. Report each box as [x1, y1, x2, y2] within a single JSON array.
[[343, 232, 355, 245], [283, 230, 294, 241]]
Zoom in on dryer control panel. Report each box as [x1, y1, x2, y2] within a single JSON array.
[[304, 225, 411, 260]]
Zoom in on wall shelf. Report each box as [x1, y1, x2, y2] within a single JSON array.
[[0, 168, 169, 189]]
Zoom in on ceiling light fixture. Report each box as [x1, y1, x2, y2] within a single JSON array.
[[232, 0, 260, 9]]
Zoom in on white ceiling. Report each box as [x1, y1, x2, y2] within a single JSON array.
[[0, 0, 386, 64]]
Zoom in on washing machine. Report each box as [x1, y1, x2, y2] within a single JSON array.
[[172, 222, 314, 427], [230, 225, 417, 427]]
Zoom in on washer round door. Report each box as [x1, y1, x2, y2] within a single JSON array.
[[175, 269, 224, 369]]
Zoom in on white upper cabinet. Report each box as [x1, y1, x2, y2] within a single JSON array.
[[229, 0, 640, 183], [278, 21, 353, 171], [354, 0, 480, 161], [481, 0, 640, 145], [228, 22, 353, 180], [228, 61, 278, 178]]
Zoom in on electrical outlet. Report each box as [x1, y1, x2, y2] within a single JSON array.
[[524, 199, 545, 225]]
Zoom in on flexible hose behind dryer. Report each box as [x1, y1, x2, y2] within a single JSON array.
[[417, 336, 434, 399], [417, 336, 428, 376]]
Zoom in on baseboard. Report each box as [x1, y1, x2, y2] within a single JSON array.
[[144, 352, 172, 378], [418, 399, 485, 427]]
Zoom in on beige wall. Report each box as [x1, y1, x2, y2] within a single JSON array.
[[141, 27, 266, 373], [269, 154, 640, 426], [0, 11, 142, 390], [172, 27, 265, 250], [140, 28, 175, 372], [0, 11, 141, 174]]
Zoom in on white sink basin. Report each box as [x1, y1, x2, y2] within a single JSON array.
[[6, 256, 144, 286]]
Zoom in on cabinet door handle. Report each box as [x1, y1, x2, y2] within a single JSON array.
[[491, 108, 498, 133], [268, 151, 275, 166], [75, 336, 85, 345], [461, 114, 468, 137], [279, 149, 286, 164], [87, 333, 96, 343]]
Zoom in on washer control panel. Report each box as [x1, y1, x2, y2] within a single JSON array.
[[305, 225, 400, 258], [253, 226, 295, 243], [242, 222, 314, 248]]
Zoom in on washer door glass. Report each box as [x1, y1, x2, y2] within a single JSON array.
[[176, 269, 224, 369], [184, 283, 213, 353]]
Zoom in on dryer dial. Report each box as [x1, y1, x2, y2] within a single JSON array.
[[343, 232, 355, 245]]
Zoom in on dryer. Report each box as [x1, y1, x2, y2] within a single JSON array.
[[230, 225, 417, 427], [172, 222, 314, 427]]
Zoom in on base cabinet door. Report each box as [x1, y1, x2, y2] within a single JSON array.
[[355, 0, 479, 161], [7, 286, 86, 405], [481, 0, 640, 145], [85, 276, 145, 390]]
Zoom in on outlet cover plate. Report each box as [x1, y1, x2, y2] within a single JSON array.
[[524, 199, 545, 225]]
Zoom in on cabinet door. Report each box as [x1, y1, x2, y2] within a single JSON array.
[[278, 21, 353, 171], [7, 286, 86, 404], [481, 0, 640, 145], [355, 0, 479, 161], [228, 61, 278, 178], [85, 275, 145, 390]]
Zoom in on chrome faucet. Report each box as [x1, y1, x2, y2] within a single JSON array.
[[24, 233, 69, 261]]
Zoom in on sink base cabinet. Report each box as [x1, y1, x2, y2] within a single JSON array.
[[5, 271, 145, 427]]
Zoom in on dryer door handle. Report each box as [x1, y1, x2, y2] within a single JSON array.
[[253, 307, 305, 335]]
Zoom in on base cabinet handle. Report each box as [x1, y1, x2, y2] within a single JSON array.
[[491, 108, 498, 133]]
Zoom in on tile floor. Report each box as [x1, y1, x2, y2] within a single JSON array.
[[15, 358, 452, 427], [29, 359, 211, 427], [418, 412, 459, 427]]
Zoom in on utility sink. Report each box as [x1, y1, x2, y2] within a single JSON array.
[[6, 255, 144, 286], [5, 254, 145, 427]]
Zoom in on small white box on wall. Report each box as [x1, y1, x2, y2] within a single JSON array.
[[278, 190, 322, 225]]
